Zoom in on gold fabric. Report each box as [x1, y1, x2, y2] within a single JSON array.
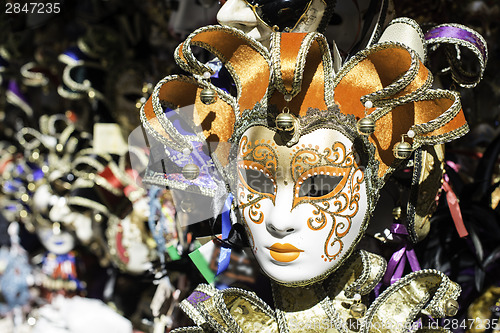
[[176, 252, 459, 333], [409, 144, 445, 242], [271, 33, 328, 116], [333, 44, 465, 179], [188, 29, 271, 114], [363, 269, 461, 333], [143, 26, 468, 186], [467, 286, 500, 333], [224, 293, 278, 333]]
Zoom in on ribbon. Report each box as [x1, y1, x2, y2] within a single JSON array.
[[425, 25, 487, 61], [216, 193, 233, 275], [442, 173, 468, 238], [99, 166, 123, 189], [425, 24, 488, 88], [382, 223, 421, 286]]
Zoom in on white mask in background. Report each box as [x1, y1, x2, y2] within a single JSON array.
[[217, 0, 326, 49], [37, 225, 75, 255], [33, 184, 94, 245]]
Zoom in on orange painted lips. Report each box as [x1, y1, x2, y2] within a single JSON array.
[[268, 243, 303, 262]]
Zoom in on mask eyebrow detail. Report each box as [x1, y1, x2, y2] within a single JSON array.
[[237, 135, 278, 207], [238, 135, 278, 180], [290, 141, 355, 208]]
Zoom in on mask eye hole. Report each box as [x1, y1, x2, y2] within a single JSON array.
[[238, 167, 275, 195], [298, 175, 342, 198]]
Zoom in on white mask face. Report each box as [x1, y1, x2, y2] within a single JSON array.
[[217, 0, 326, 49], [237, 126, 368, 284], [37, 226, 75, 255]]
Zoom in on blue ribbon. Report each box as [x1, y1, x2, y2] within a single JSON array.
[[216, 194, 233, 275]]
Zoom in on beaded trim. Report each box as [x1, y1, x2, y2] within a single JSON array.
[[179, 284, 216, 328]]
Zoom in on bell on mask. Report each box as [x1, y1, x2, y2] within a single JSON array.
[[356, 117, 375, 135], [276, 106, 297, 132], [200, 88, 217, 105], [182, 163, 200, 180], [349, 293, 366, 319], [444, 299, 459, 317], [393, 136, 413, 159], [357, 100, 375, 135], [276, 113, 296, 131], [350, 303, 367, 319]]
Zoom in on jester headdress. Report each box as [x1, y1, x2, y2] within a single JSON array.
[[140, 24, 468, 232]]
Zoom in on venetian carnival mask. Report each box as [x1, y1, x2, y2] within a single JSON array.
[[237, 125, 368, 283], [140, 25, 467, 286]]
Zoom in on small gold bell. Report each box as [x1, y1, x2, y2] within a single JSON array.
[[349, 303, 367, 319], [200, 88, 217, 105], [276, 112, 296, 132], [182, 163, 200, 180], [444, 299, 459, 317], [356, 117, 375, 135], [393, 141, 413, 159]]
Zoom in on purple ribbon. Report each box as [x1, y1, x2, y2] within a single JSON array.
[[382, 223, 421, 286], [216, 194, 233, 275], [425, 25, 487, 62]]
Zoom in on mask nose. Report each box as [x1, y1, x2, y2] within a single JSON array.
[[265, 184, 298, 238], [266, 223, 295, 238]]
